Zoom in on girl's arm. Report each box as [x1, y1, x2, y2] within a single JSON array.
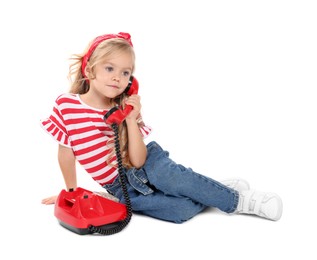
[[125, 95, 147, 168], [41, 144, 77, 205], [58, 144, 77, 191], [126, 118, 147, 168]]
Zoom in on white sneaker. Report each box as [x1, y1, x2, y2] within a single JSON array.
[[220, 178, 250, 192], [236, 189, 283, 221]]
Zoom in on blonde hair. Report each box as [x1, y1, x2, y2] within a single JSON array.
[[67, 38, 137, 168]]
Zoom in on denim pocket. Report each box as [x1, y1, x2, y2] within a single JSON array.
[[126, 168, 154, 196]]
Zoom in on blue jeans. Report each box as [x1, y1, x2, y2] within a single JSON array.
[[104, 141, 239, 223]]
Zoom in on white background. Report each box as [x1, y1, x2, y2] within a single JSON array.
[[1, 0, 316, 259]]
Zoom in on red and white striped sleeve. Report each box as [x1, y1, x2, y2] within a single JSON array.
[[40, 96, 71, 147], [137, 114, 152, 138]]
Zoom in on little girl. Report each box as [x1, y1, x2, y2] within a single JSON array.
[[41, 32, 283, 222]]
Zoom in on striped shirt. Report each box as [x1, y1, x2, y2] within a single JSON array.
[[41, 93, 152, 186]]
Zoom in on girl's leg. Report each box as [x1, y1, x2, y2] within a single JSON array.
[[143, 142, 283, 221]]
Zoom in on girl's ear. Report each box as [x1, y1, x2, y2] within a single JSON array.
[[84, 65, 91, 78]]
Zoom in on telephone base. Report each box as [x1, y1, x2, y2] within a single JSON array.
[[54, 187, 127, 234]]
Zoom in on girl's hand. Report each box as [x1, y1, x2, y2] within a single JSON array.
[[125, 94, 141, 121], [41, 195, 57, 205]]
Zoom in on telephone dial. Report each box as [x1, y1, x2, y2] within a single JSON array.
[[54, 76, 138, 235]]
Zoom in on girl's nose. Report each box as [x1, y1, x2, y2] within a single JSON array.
[[112, 75, 120, 82]]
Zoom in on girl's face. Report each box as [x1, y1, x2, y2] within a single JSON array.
[[88, 51, 134, 99]]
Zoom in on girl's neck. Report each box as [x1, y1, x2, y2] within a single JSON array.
[[79, 92, 113, 110]]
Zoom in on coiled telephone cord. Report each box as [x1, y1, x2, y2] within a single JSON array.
[[88, 123, 132, 235]]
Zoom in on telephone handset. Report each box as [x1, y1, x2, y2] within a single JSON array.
[[104, 76, 139, 125]]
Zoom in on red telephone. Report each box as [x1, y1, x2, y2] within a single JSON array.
[[104, 75, 139, 125]]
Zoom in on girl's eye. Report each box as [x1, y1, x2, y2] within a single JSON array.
[[123, 71, 130, 77], [105, 66, 113, 72]]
